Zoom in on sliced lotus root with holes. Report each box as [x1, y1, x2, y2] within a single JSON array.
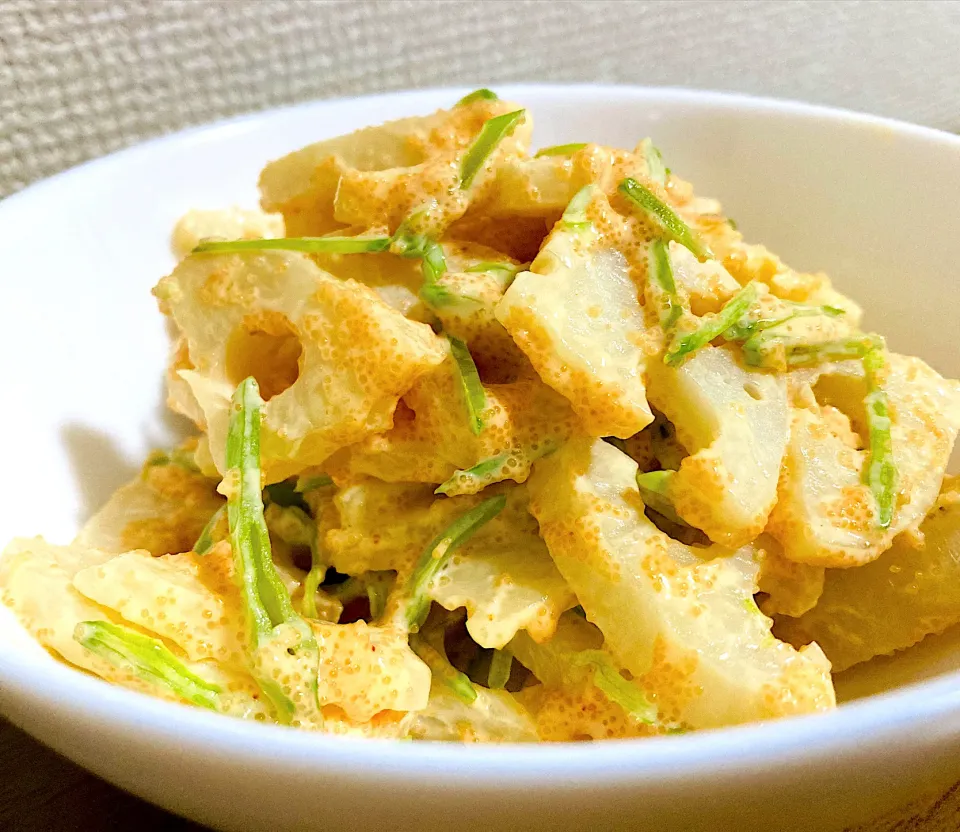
[[259, 96, 532, 235], [153, 249, 446, 482], [329, 358, 579, 490], [646, 345, 790, 548], [767, 354, 960, 568], [479, 142, 646, 219]]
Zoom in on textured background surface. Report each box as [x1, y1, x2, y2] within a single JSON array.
[[3, 0, 960, 197], [2, 0, 960, 829]]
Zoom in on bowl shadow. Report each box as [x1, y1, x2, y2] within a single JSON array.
[[60, 379, 196, 526]]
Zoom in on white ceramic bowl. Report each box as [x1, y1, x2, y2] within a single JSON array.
[[3, 85, 960, 832]]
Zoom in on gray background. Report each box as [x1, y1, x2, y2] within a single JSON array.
[[2, 0, 960, 198]]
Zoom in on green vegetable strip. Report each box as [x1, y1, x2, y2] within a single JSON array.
[[391, 212, 456, 307], [784, 334, 884, 367], [261, 501, 330, 619], [226, 377, 318, 720], [400, 495, 507, 632], [464, 261, 522, 277], [459, 109, 526, 189], [560, 185, 596, 232], [329, 572, 393, 615], [300, 557, 326, 619], [448, 335, 487, 435], [487, 649, 513, 689], [74, 621, 222, 711], [419, 282, 461, 308], [276, 507, 326, 620], [192, 236, 391, 255], [568, 650, 657, 723], [618, 177, 712, 259], [366, 576, 390, 620], [329, 577, 366, 606], [145, 447, 200, 472], [435, 453, 511, 496], [193, 505, 226, 556], [419, 239, 448, 283], [391, 207, 436, 255], [464, 261, 523, 292], [226, 378, 291, 633], [410, 632, 478, 704], [534, 142, 587, 158], [635, 470, 690, 528], [664, 283, 759, 366], [724, 304, 846, 343], [295, 474, 333, 493], [742, 332, 883, 369], [863, 348, 898, 529], [640, 139, 667, 186], [647, 239, 683, 330], [266, 504, 316, 546], [144, 450, 172, 469], [263, 479, 310, 511], [456, 88, 498, 106], [465, 264, 522, 295], [414, 239, 458, 307]]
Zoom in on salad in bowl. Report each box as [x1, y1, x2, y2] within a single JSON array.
[[4, 88, 960, 744]]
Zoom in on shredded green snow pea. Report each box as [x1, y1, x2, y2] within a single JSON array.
[[393, 226, 448, 282], [862, 347, 897, 529], [266, 504, 326, 620], [535, 142, 587, 158], [365, 575, 391, 620], [330, 572, 394, 620], [463, 260, 523, 292], [144, 446, 200, 473], [635, 470, 689, 528], [435, 453, 511, 496], [724, 303, 845, 343], [639, 138, 667, 186], [664, 283, 759, 366], [397, 495, 507, 632], [226, 377, 319, 721], [618, 177, 711, 259], [647, 238, 683, 330], [567, 650, 656, 723], [75, 620, 222, 711], [456, 88, 498, 106], [263, 479, 310, 512], [460, 110, 526, 189], [448, 335, 487, 435], [742, 332, 883, 369], [436, 441, 558, 497], [193, 505, 226, 556], [391, 210, 456, 307], [560, 185, 597, 232], [410, 631, 478, 704], [464, 261, 522, 278], [295, 474, 333, 494], [419, 280, 462, 308], [193, 236, 391, 255], [487, 649, 513, 689]]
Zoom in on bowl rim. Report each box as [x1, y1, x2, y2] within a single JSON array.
[[5, 81, 960, 209], [3, 82, 960, 786]]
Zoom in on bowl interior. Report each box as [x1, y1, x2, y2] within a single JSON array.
[[3, 84, 960, 701]]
